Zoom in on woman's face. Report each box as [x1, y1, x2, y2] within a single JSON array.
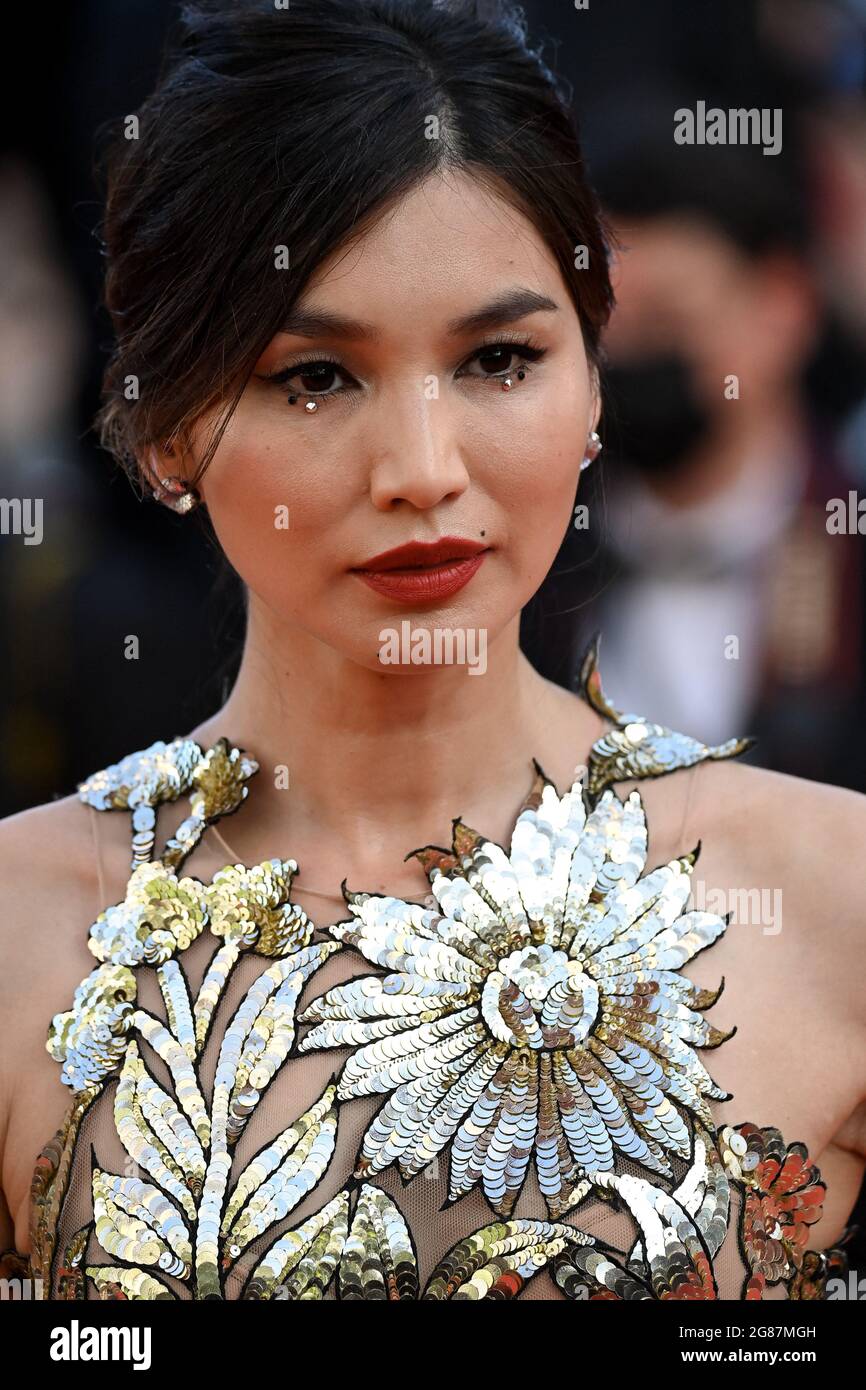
[[189, 169, 599, 670]]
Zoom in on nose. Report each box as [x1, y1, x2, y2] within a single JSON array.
[[367, 383, 471, 511]]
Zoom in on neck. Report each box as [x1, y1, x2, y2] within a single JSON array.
[[189, 600, 604, 895]]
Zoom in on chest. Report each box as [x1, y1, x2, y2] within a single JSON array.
[[4, 812, 863, 1263]]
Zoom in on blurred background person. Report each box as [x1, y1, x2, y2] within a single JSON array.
[[0, 156, 89, 802], [0, 0, 232, 818], [577, 129, 864, 789], [529, 0, 866, 791]]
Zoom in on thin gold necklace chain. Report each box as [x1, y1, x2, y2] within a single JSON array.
[[208, 820, 434, 904]]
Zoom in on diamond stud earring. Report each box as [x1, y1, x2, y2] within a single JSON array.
[[580, 430, 603, 472], [151, 475, 201, 514]]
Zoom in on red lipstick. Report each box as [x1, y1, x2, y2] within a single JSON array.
[[351, 537, 489, 603]]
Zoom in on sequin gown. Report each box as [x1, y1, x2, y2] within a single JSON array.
[[0, 640, 854, 1300]]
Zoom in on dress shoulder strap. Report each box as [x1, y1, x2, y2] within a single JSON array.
[[578, 631, 756, 797], [76, 735, 259, 878], [86, 799, 108, 913]]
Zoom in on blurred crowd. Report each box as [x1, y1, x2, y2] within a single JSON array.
[[538, 0, 866, 789], [2, 0, 865, 814], [2, 0, 243, 817]]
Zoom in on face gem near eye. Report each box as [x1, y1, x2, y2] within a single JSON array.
[[266, 335, 545, 413]]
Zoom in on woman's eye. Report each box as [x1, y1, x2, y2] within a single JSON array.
[[266, 361, 347, 395], [459, 343, 545, 379], [261, 342, 545, 402]]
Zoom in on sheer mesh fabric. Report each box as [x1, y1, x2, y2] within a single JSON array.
[[47, 796, 778, 1300]]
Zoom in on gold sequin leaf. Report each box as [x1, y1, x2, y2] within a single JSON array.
[[91, 1168, 192, 1280], [221, 1082, 340, 1269], [114, 1039, 206, 1222], [84, 940, 340, 1298], [86, 1265, 176, 1299], [205, 858, 309, 955], [195, 940, 341, 1298], [424, 1217, 595, 1300], [189, 737, 259, 822], [88, 861, 209, 966], [242, 1182, 419, 1300]]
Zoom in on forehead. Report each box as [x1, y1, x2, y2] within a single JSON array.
[[299, 169, 569, 321]]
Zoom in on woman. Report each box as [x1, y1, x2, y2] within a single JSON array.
[[1, 0, 864, 1301]]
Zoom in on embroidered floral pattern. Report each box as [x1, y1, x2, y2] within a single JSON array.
[[1, 669, 850, 1300], [297, 768, 733, 1220], [720, 1122, 829, 1299]]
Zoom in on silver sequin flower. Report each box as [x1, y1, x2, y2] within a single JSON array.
[[299, 769, 733, 1219]]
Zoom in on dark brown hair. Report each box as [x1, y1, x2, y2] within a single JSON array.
[[95, 0, 616, 684]]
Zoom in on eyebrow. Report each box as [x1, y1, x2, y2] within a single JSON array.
[[277, 287, 560, 341]]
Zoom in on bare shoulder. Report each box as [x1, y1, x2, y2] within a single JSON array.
[[0, 794, 100, 1068], [0, 795, 107, 1247], [0, 791, 100, 940], [687, 756, 866, 878], [685, 758, 866, 1027], [615, 752, 866, 874]]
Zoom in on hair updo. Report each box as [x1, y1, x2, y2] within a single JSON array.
[[95, 0, 615, 687]]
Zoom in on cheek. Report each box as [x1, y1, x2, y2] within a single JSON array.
[[196, 359, 590, 629], [198, 411, 343, 602], [476, 372, 587, 551]]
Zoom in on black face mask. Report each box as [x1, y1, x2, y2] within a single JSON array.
[[602, 353, 710, 478]]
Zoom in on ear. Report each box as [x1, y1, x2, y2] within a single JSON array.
[[140, 441, 197, 505], [139, 442, 172, 499]]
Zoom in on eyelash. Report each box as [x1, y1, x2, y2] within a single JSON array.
[[260, 334, 547, 408]]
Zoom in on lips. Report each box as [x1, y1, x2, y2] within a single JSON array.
[[356, 538, 488, 571], [351, 537, 490, 604]]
